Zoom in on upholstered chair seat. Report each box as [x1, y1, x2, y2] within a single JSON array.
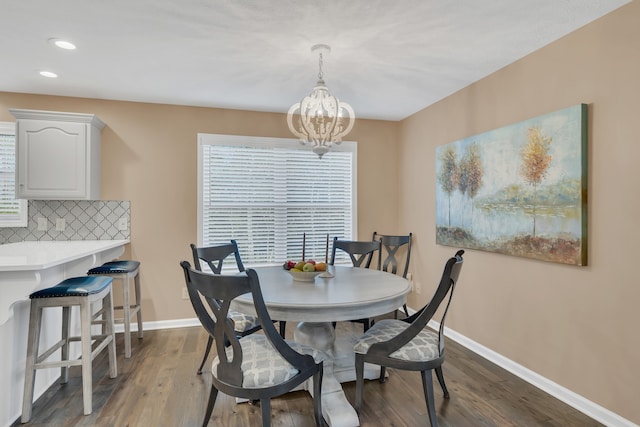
[[228, 309, 261, 333], [212, 334, 326, 388], [354, 319, 439, 362]]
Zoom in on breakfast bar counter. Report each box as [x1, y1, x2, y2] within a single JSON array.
[[0, 239, 129, 426], [0, 239, 129, 323]]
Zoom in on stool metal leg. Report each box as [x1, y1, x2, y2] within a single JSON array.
[[117, 269, 142, 358], [80, 297, 93, 415], [134, 272, 143, 339], [104, 289, 118, 378], [121, 275, 132, 358], [61, 305, 71, 383], [21, 301, 42, 423]]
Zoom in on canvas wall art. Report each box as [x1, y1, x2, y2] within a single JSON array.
[[435, 104, 587, 265]]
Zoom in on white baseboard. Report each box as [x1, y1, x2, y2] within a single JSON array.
[[427, 319, 638, 427]]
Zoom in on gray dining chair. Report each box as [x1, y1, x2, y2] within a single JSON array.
[[372, 231, 412, 318], [352, 250, 464, 427], [180, 262, 324, 427], [190, 241, 285, 375], [330, 237, 381, 331]]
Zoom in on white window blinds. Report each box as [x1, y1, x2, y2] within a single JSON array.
[[0, 122, 27, 227], [198, 134, 356, 266]]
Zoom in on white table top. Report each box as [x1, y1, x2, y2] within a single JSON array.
[[0, 240, 129, 272], [233, 265, 410, 323]]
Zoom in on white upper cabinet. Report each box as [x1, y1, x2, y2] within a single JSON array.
[[9, 109, 105, 200]]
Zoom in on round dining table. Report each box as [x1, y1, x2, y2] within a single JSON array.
[[232, 265, 411, 427]]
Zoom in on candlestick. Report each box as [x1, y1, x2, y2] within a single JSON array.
[[302, 233, 306, 261], [325, 234, 329, 263]]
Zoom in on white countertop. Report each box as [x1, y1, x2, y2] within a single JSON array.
[[0, 240, 129, 272]]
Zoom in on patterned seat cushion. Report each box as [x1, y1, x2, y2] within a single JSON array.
[[212, 334, 325, 388], [353, 319, 440, 362], [228, 309, 260, 332]]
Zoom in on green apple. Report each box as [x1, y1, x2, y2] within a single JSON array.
[[303, 263, 316, 272], [294, 261, 306, 270]]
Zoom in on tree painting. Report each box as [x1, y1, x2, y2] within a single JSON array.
[[458, 143, 483, 225], [435, 104, 587, 266], [520, 127, 552, 237], [437, 145, 458, 227]]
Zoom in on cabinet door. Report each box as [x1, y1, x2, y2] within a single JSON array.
[[16, 120, 87, 199]]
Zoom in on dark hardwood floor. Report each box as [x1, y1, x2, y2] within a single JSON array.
[[14, 323, 603, 427]]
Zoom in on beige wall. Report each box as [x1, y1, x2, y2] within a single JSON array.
[[400, 2, 640, 424], [0, 95, 400, 322]]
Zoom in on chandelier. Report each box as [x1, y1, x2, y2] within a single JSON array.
[[287, 44, 355, 158]]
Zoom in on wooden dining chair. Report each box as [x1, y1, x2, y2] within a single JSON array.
[[180, 262, 324, 427], [372, 231, 412, 318], [330, 237, 381, 331], [352, 250, 464, 427], [330, 237, 381, 269], [190, 241, 284, 375]]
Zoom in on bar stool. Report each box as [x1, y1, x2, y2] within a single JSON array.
[[22, 276, 117, 423], [87, 260, 142, 358]]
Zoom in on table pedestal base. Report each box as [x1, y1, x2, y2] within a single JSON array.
[[294, 321, 335, 351], [293, 321, 384, 427]]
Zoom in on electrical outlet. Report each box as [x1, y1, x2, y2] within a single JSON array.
[[118, 217, 128, 231], [37, 217, 48, 231], [55, 218, 66, 231], [182, 287, 189, 300]]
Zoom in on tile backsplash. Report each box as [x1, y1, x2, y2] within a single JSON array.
[[0, 200, 130, 244]]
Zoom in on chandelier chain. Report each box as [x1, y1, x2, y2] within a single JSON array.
[[317, 52, 324, 81]]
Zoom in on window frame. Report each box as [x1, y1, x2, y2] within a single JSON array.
[[0, 121, 27, 228], [197, 133, 357, 267]]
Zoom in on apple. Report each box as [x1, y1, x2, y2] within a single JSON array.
[[287, 260, 297, 269], [303, 263, 316, 272], [315, 262, 327, 271], [294, 261, 306, 270], [306, 259, 316, 265]]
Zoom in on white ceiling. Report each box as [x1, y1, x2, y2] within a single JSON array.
[[0, 0, 629, 121]]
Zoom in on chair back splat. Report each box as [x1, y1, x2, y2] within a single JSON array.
[[372, 231, 412, 317], [191, 241, 245, 274], [330, 237, 381, 269], [189, 241, 266, 375], [372, 231, 412, 278], [180, 262, 324, 427], [329, 237, 382, 331]]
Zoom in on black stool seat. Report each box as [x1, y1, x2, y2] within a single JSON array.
[[31, 276, 113, 298], [88, 260, 140, 275]]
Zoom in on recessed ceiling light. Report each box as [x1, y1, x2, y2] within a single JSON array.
[[39, 71, 58, 78], [48, 38, 76, 50]]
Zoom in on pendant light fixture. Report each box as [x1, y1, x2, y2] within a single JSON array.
[[287, 44, 355, 158]]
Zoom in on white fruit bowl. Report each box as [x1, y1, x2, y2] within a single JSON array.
[[287, 269, 322, 282]]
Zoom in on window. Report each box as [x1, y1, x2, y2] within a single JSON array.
[[0, 122, 27, 227], [198, 134, 357, 267]]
